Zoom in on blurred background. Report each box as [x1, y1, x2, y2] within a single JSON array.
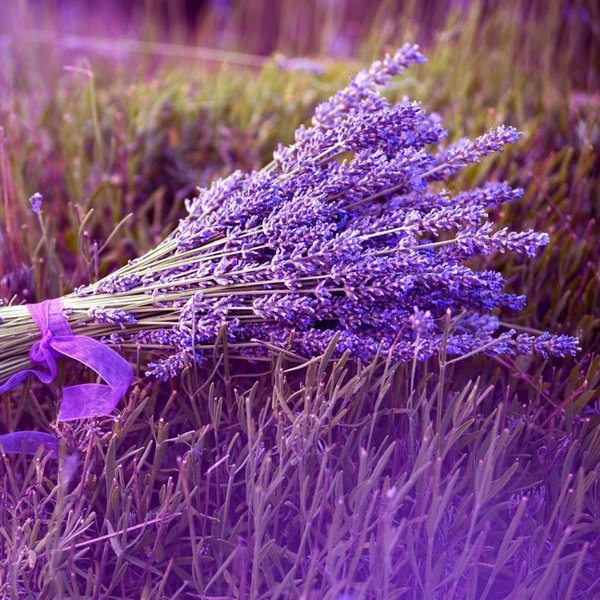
[[1, 0, 598, 80]]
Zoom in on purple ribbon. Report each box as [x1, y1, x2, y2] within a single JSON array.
[[0, 431, 59, 458], [0, 299, 134, 456]]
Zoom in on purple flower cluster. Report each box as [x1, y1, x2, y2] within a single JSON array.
[[29, 192, 43, 215], [80, 44, 578, 378], [87, 307, 137, 329]]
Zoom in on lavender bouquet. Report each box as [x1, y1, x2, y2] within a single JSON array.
[[0, 44, 579, 401]]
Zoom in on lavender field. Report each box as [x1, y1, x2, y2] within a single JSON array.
[[0, 1, 599, 598]]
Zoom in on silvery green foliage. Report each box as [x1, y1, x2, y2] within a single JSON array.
[[84, 44, 578, 379]]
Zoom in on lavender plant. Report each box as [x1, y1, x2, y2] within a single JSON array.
[[0, 44, 579, 388]]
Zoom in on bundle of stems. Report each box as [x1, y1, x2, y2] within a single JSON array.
[[0, 44, 578, 386]]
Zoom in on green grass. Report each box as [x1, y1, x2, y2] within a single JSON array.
[[0, 1, 599, 598]]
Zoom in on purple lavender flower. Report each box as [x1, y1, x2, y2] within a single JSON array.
[[312, 43, 426, 132], [512, 333, 581, 358], [430, 126, 522, 178], [87, 306, 137, 329], [410, 307, 434, 337], [1, 45, 575, 386], [29, 192, 43, 214]]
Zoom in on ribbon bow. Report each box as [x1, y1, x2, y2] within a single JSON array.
[[0, 299, 134, 456]]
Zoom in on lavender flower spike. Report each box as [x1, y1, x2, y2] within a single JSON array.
[[29, 192, 43, 214], [88, 307, 137, 329], [432, 126, 522, 177]]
